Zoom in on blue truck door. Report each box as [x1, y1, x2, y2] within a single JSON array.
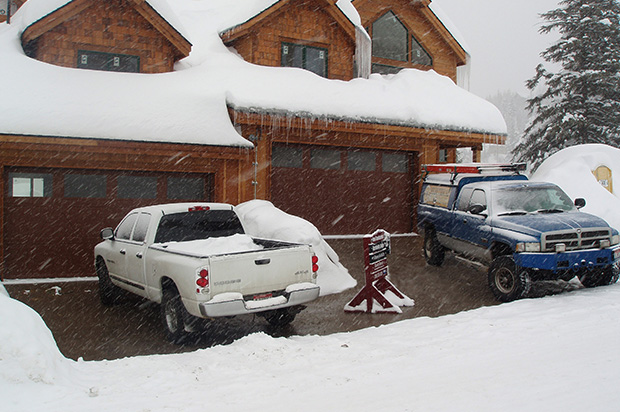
[[450, 188, 491, 260]]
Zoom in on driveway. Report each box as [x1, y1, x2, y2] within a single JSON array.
[[4, 236, 578, 361]]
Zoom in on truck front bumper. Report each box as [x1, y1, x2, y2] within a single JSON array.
[[514, 246, 620, 272], [199, 282, 320, 318]]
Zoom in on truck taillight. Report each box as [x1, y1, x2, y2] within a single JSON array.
[[189, 206, 210, 212], [312, 255, 319, 273], [196, 268, 209, 288]]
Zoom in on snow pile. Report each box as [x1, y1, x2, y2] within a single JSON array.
[[235, 200, 356, 295], [0, 281, 8, 297], [3, 283, 620, 411], [532, 144, 620, 231], [0, 293, 76, 385], [154, 234, 264, 256]]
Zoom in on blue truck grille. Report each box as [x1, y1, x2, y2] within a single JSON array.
[[541, 228, 611, 252]]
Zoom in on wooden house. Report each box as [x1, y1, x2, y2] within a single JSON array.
[[0, 0, 506, 280]]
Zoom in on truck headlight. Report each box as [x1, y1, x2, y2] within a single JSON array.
[[516, 242, 541, 253], [611, 235, 620, 246]]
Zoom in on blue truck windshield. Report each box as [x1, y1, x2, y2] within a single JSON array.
[[494, 186, 576, 216]]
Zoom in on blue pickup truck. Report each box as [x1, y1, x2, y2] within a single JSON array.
[[418, 163, 620, 301]]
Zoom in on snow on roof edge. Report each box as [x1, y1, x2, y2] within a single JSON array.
[[428, 2, 470, 57], [227, 103, 506, 137]]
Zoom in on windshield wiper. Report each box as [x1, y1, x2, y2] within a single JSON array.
[[536, 209, 565, 214], [497, 211, 528, 216]]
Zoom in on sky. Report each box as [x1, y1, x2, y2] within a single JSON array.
[[434, 0, 561, 98]]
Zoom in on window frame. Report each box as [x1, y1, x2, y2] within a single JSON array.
[[281, 42, 328, 78], [77, 49, 140, 73], [8, 172, 52, 198]]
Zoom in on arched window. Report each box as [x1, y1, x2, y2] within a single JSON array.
[[372, 11, 408, 62]]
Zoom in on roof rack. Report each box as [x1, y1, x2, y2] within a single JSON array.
[[422, 163, 527, 182]]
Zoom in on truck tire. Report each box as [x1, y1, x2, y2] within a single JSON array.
[[488, 256, 531, 302], [263, 308, 297, 328], [423, 229, 445, 266], [161, 285, 190, 344], [96, 258, 121, 305], [579, 265, 620, 288]]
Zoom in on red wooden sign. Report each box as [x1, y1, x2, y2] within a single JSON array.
[[344, 229, 413, 313]]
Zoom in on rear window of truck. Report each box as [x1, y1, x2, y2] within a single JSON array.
[[154, 210, 244, 243], [421, 184, 452, 208]]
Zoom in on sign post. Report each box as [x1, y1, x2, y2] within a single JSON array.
[[344, 229, 413, 313]]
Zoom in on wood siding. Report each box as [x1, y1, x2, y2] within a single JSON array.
[[224, 0, 356, 80], [23, 0, 180, 73]]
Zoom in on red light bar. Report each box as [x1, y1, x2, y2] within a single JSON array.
[[423, 163, 526, 175], [188, 206, 210, 212]]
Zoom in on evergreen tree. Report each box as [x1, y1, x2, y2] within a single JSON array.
[[513, 0, 620, 168]]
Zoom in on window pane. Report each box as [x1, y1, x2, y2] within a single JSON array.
[[272, 146, 303, 168], [132, 213, 151, 243], [32, 178, 45, 197], [12, 177, 31, 197], [371, 63, 402, 75], [305, 47, 326, 77], [118, 176, 157, 199], [411, 36, 432, 66], [372, 11, 408, 61], [382, 153, 408, 173], [116, 213, 138, 240], [311, 149, 341, 170], [167, 177, 204, 200], [348, 151, 376, 171], [64, 174, 106, 198], [282, 43, 303, 68], [9, 173, 52, 197]]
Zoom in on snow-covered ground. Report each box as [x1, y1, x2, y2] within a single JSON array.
[[532, 144, 620, 231], [2, 279, 620, 412]]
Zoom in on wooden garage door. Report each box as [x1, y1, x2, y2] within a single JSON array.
[[271, 145, 416, 235], [3, 167, 213, 279]]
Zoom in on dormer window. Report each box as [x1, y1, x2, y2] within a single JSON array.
[[281, 42, 328, 77], [370, 10, 433, 74], [77, 50, 140, 73]]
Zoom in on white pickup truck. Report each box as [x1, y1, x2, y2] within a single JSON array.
[[94, 203, 320, 343]]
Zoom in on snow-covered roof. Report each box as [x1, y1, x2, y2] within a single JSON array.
[[0, 0, 506, 148]]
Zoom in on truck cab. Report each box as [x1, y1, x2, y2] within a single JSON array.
[[418, 163, 620, 301]]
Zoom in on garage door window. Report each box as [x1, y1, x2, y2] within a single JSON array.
[[168, 177, 204, 200], [311, 149, 341, 170], [9, 173, 52, 197], [382, 153, 408, 173], [348, 151, 376, 171], [64, 174, 107, 198], [118, 176, 157, 199], [272, 146, 303, 168]]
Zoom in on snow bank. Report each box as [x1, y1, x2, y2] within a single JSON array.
[[3, 283, 620, 411], [531, 144, 620, 231], [0, 293, 76, 385], [235, 200, 356, 295], [154, 234, 264, 256], [0, 281, 8, 297]]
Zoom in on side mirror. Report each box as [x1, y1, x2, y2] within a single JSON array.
[[100, 227, 115, 240], [574, 198, 586, 209], [468, 204, 486, 215]]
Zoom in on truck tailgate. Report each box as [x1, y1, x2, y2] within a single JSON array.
[[208, 245, 313, 297]]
